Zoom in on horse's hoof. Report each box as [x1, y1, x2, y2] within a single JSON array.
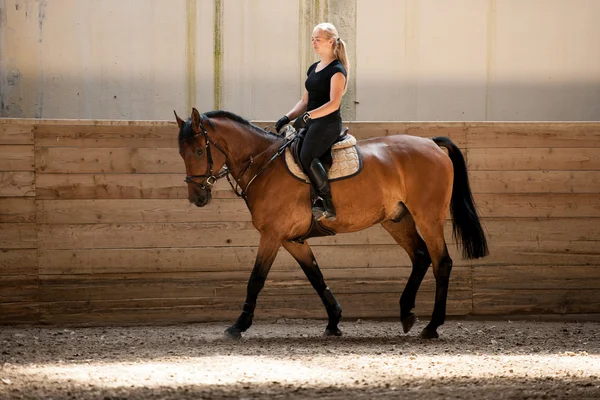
[[401, 313, 417, 334], [323, 328, 342, 337], [224, 326, 242, 340], [419, 327, 439, 339]]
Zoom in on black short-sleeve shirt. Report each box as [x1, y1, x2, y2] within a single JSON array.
[[305, 59, 347, 119]]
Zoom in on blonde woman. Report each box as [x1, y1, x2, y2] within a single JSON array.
[[275, 22, 349, 221]]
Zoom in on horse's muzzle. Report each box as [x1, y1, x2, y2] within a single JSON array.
[[189, 187, 212, 207]]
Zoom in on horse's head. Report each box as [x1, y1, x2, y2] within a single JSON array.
[[175, 108, 227, 207]]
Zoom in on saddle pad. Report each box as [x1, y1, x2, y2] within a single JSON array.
[[284, 126, 356, 150], [284, 137, 361, 183]]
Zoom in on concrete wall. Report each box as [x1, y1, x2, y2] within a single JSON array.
[[1, 0, 599, 121]]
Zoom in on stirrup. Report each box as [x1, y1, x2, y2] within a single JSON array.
[[312, 202, 336, 221]]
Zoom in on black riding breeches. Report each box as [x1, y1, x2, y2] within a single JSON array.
[[299, 117, 342, 173]]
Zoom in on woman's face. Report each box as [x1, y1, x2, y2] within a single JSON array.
[[311, 29, 333, 56]]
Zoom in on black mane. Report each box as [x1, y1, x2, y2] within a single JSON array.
[[205, 110, 252, 126], [178, 110, 280, 143]]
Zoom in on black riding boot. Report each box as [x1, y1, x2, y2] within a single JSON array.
[[307, 159, 337, 221]]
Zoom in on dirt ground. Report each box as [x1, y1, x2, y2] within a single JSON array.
[[1, 318, 599, 399]]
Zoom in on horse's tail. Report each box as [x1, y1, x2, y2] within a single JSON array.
[[432, 136, 489, 259]]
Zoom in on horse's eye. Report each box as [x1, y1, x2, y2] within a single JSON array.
[[196, 149, 204, 156]]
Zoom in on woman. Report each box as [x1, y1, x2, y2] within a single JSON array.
[[275, 22, 349, 222]]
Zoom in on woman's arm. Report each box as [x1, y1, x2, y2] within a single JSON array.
[[285, 90, 309, 120], [307, 72, 345, 119]]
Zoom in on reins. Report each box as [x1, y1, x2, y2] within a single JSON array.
[[182, 121, 297, 203]]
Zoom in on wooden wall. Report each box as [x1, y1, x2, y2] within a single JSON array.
[[1, 119, 599, 325]]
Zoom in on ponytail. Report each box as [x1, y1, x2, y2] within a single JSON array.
[[334, 38, 350, 94]]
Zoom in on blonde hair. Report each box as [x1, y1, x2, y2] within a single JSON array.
[[313, 22, 349, 94]]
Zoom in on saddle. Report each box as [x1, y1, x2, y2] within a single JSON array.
[[280, 126, 363, 243], [284, 127, 362, 183]]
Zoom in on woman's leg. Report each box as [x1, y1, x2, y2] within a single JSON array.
[[299, 118, 341, 221], [299, 118, 341, 172]]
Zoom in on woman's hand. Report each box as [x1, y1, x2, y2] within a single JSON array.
[[293, 112, 312, 130], [275, 115, 290, 133]]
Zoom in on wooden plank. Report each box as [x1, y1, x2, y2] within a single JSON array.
[[473, 289, 600, 315], [34, 170, 600, 203], [39, 290, 472, 325], [36, 221, 261, 249], [344, 122, 467, 145], [473, 265, 600, 290], [0, 145, 34, 171], [38, 246, 409, 274], [470, 171, 600, 193], [37, 222, 461, 250], [33, 120, 467, 148], [474, 193, 600, 218], [471, 240, 600, 267], [0, 249, 38, 275], [254, 121, 468, 145], [36, 147, 182, 174], [35, 169, 564, 202], [0, 171, 35, 197], [22, 120, 600, 149], [0, 275, 38, 302], [34, 124, 465, 173], [480, 218, 600, 243], [37, 199, 250, 223], [36, 218, 597, 250], [0, 223, 37, 249], [468, 148, 600, 171], [0, 198, 36, 223], [41, 195, 600, 239], [37, 267, 471, 302], [35, 222, 371, 249], [41, 169, 589, 202], [466, 123, 600, 148], [0, 123, 34, 145], [35, 173, 237, 200], [0, 302, 39, 324], [36, 173, 191, 200], [38, 244, 469, 275], [34, 123, 179, 148]]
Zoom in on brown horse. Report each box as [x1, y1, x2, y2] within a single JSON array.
[[175, 108, 488, 339]]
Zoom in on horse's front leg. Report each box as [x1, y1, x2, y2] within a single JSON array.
[[282, 240, 342, 337], [225, 234, 280, 340]]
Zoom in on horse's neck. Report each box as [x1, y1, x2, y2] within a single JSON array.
[[214, 120, 281, 181]]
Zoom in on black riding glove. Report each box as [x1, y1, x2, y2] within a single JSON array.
[[293, 112, 312, 130], [275, 115, 290, 133]]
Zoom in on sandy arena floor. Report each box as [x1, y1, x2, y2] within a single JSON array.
[[1, 318, 599, 399]]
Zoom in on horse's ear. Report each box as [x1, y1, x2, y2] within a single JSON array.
[[173, 110, 185, 129], [191, 108, 201, 130]]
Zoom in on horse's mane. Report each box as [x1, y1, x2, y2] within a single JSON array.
[[178, 110, 280, 143], [204, 110, 280, 139]]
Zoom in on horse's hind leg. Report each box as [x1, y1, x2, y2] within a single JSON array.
[[282, 240, 342, 336], [381, 213, 431, 334], [410, 215, 453, 339]]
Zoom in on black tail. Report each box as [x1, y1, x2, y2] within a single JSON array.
[[433, 136, 489, 259]]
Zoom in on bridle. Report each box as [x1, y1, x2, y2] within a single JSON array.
[[181, 119, 295, 202], [182, 123, 230, 190]]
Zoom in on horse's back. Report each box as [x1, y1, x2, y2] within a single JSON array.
[[352, 133, 454, 213], [356, 133, 452, 173]]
